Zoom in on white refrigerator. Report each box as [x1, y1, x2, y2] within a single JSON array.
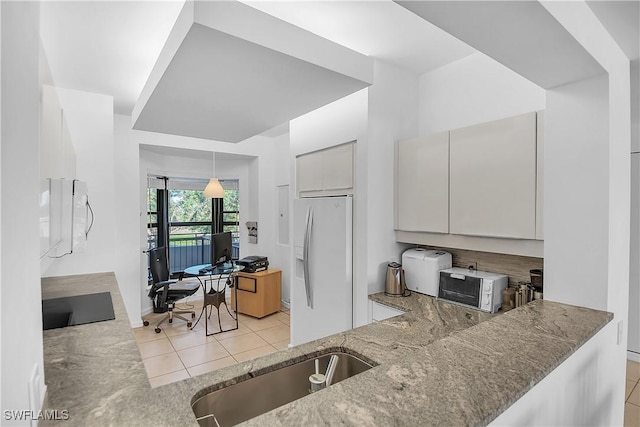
[[291, 196, 353, 346]]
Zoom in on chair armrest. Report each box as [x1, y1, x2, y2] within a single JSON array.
[[148, 280, 177, 298]]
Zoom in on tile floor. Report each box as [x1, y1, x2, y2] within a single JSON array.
[[134, 297, 640, 426], [626, 359, 640, 427], [133, 290, 290, 388]]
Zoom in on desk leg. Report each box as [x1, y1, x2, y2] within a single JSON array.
[[203, 274, 239, 337], [190, 276, 207, 331]]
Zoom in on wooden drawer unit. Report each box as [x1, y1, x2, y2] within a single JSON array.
[[232, 269, 282, 318]]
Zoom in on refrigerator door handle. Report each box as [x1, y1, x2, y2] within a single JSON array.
[[303, 206, 313, 308]]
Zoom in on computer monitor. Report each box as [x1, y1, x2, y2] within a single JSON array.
[[211, 231, 232, 266]]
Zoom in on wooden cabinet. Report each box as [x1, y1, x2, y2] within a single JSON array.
[[449, 112, 537, 239], [296, 142, 354, 197], [232, 269, 282, 318], [395, 132, 449, 233]]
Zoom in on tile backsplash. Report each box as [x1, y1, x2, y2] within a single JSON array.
[[419, 245, 543, 287]]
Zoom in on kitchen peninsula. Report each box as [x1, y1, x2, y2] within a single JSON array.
[[41, 273, 612, 426]]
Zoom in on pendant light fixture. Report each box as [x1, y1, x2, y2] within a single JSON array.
[[204, 151, 224, 198]]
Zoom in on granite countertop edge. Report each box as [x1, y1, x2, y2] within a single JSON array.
[[40, 274, 613, 427]]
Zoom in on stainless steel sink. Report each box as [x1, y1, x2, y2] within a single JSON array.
[[192, 352, 374, 426]]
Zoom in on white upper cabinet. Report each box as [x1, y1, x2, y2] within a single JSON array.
[[449, 112, 537, 239], [322, 142, 354, 191], [41, 85, 76, 180], [297, 142, 354, 197], [536, 110, 544, 240], [296, 152, 324, 193], [395, 132, 449, 233]]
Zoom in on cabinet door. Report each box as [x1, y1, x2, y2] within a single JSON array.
[[396, 132, 449, 233], [323, 143, 353, 191], [449, 112, 536, 239], [296, 142, 354, 196], [296, 152, 323, 193], [535, 111, 544, 240]]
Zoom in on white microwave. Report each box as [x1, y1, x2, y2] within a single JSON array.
[[438, 268, 508, 313]]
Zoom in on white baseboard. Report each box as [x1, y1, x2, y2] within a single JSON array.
[[628, 350, 640, 362], [130, 319, 144, 328], [281, 300, 290, 309]]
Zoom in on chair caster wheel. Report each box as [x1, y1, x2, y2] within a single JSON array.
[[143, 320, 149, 326], [154, 328, 161, 333], [187, 322, 192, 328], [191, 313, 196, 319], [168, 319, 173, 323]]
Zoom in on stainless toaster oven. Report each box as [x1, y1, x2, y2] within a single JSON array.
[[438, 268, 508, 313]]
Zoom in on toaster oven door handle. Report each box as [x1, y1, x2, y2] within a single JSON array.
[[450, 273, 466, 280], [303, 206, 313, 308]]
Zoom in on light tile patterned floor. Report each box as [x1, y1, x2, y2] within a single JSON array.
[[134, 299, 640, 426], [626, 359, 640, 427], [134, 295, 290, 388]]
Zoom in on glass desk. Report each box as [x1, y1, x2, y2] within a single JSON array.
[[184, 263, 244, 336]]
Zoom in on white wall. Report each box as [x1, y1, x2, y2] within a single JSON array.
[[259, 132, 291, 305], [113, 115, 141, 326], [544, 75, 609, 310], [365, 60, 419, 295], [43, 88, 116, 277], [1, 1, 47, 421], [418, 52, 546, 135]]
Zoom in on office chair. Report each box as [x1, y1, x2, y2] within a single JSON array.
[[144, 247, 199, 333]]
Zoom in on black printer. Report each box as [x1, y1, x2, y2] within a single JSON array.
[[236, 256, 269, 273]]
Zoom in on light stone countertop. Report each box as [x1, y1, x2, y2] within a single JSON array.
[[40, 273, 612, 427]]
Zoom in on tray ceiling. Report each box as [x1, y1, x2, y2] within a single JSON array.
[[133, 1, 373, 143]]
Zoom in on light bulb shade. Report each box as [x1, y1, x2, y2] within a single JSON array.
[[204, 178, 225, 198]]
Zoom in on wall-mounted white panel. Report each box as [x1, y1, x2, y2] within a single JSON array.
[[278, 185, 289, 246]]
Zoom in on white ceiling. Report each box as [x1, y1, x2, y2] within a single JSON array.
[[587, 0, 639, 60], [39, 0, 476, 118], [40, 1, 186, 115], [396, 0, 606, 90], [131, 8, 373, 142], [39, 1, 638, 129], [241, 0, 476, 76]]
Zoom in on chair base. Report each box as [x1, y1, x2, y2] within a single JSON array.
[[150, 304, 196, 333]]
